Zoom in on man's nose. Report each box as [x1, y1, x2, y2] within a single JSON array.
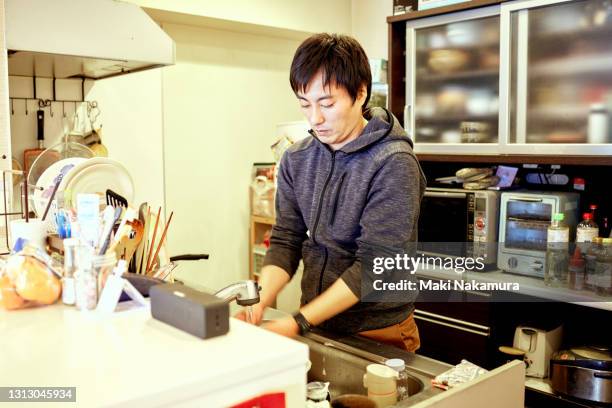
[[309, 107, 324, 126]]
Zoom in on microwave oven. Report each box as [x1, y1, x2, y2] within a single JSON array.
[[417, 187, 500, 270], [497, 191, 579, 278]]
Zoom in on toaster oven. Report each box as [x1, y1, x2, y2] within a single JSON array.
[[497, 191, 579, 278]]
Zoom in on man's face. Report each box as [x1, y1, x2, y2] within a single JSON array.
[[297, 71, 367, 150]]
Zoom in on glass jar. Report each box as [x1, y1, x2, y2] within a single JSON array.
[[93, 252, 117, 298], [584, 237, 603, 291], [75, 245, 97, 311], [595, 238, 612, 296]]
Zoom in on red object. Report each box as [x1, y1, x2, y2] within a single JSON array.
[[573, 177, 585, 191], [570, 247, 585, 268], [583, 212, 593, 221], [231, 393, 286, 408]]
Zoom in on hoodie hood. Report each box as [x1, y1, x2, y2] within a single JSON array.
[[309, 107, 413, 154]]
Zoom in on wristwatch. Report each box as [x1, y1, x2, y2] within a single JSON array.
[[292, 312, 313, 335]]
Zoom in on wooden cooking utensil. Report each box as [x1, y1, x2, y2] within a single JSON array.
[[146, 211, 173, 276]]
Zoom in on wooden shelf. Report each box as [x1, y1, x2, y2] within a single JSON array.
[[416, 153, 612, 166], [251, 215, 275, 225]]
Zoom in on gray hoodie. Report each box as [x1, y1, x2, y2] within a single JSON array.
[[263, 107, 426, 334]]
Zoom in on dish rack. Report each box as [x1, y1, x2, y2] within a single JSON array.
[[0, 169, 27, 255]]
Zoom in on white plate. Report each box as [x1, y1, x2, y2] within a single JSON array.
[[33, 158, 86, 217], [58, 157, 114, 192], [64, 160, 134, 207]]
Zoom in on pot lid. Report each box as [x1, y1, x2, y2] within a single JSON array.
[[571, 346, 612, 361]]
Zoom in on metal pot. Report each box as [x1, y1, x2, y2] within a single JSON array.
[[550, 346, 612, 404]]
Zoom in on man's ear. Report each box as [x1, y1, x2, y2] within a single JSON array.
[[356, 84, 368, 108]]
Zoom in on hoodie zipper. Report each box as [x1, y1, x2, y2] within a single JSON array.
[[312, 150, 336, 295], [311, 151, 336, 245], [329, 172, 346, 226]]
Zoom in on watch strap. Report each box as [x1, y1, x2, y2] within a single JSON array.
[[293, 312, 312, 335]]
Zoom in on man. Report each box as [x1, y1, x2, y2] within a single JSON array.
[[237, 33, 426, 351]]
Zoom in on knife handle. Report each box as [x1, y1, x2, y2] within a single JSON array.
[[37, 109, 45, 144]]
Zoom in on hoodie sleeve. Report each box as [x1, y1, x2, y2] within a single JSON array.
[[340, 151, 425, 297], [262, 154, 308, 278]]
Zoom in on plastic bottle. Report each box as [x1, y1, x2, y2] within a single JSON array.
[[386, 358, 410, 401], [585, 237, 604, 291], [577, 212, 599, 244], [568, 247, 586, 291], [595, 238, 612, 296], [545, 213, 569, 287]]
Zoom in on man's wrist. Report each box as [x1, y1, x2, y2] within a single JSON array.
[[292, 312, 313, 335]]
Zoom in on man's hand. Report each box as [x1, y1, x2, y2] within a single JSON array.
[[262, 316, 299, 338], [234, 302, 265, 325]]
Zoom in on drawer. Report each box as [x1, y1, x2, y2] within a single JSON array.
[[414, 312, 490, 368]]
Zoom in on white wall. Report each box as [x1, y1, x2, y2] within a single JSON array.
[[127, 0, 352, 35], [87, 70, 165, 209], [351, 0, 393, 60], [160, 22, 304, 291]]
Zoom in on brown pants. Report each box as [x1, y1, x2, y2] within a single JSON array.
[[358, 313, 420, 352]]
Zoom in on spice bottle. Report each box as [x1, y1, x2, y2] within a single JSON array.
[[568, 247, 586, 291], [585, 237, 604, 291], [595, 238, 612, 296]]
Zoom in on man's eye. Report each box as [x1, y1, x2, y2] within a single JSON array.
[[300, 105, 310, 109], [322, 104, 334, 109]]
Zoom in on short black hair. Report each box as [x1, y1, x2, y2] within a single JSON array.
[[289, 33, 371, 110]]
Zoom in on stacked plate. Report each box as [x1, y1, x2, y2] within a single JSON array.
[[34, 157, 135, 218]]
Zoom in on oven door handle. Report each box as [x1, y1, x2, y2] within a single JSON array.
[[424, 192, 467, 198], [508, 197, 543, 202]]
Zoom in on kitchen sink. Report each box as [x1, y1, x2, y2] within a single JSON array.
[[262, 308, 452, 406], [297, 331, 426, 400]]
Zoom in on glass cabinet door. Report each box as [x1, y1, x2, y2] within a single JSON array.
[[406, 8, 501, 149], [506, 0, 612, 151]]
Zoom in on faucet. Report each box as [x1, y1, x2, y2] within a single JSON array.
[[214, 280, 261, 306]]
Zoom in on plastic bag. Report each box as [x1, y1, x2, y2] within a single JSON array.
[[432, 359, 488, 390], [0, 244, 62, 310]]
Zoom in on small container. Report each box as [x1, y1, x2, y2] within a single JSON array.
[[307, 381, 330, 407], [595, 238, 612, 296], [386, 358, 410, 400], [545, 213, 570, 287], [577, 212, 599, 245], [585, 237, 604, 291], [75, 245, 97, 311], [587, 103, 609, 144], [568, 247, 586, 291], [62, 238, 79, 305], [93, 252, 117, 298]]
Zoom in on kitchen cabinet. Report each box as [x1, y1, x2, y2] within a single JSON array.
[[0, 302, 308, 407], [398, 0, 612, 158]]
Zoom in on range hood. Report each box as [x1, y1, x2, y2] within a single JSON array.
[[5, 0, 175, 79]]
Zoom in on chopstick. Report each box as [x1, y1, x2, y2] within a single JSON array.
[[138, 206, 151, 275], [145, 206, 161, 274], [147, 211, 173, 275], [42, 174, 64, 221]]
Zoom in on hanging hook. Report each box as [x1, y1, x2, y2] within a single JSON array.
[[25, 99, 28, 115], [62, 101, 66, 118], [49, 102, 54, 118], [10, 99, 14, 115]]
